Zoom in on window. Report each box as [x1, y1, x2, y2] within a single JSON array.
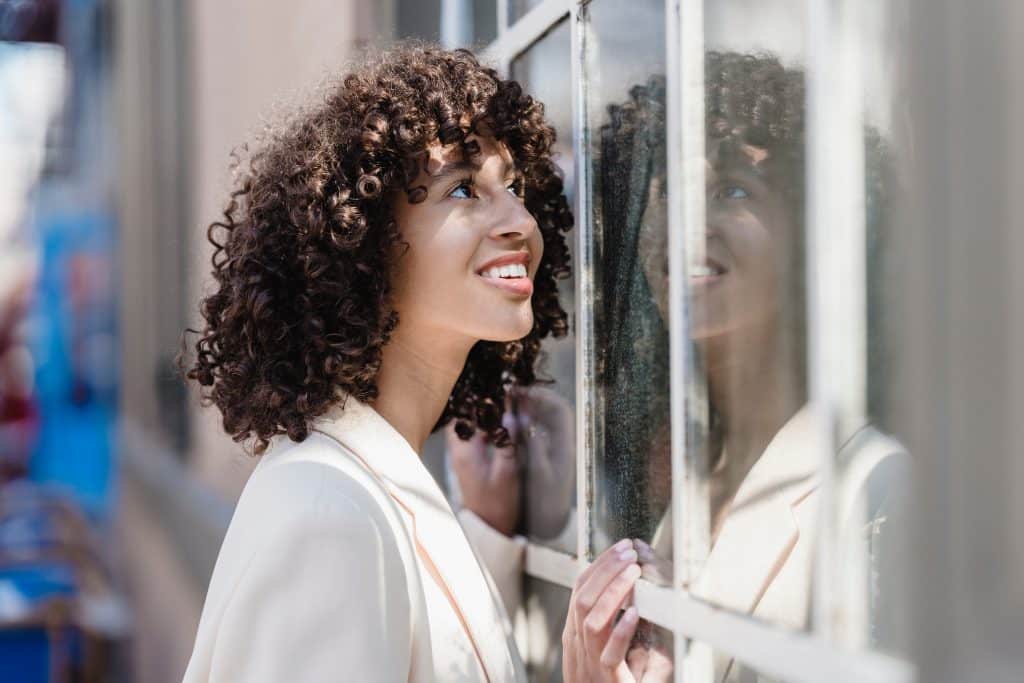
[[481, 1, 943, 681]]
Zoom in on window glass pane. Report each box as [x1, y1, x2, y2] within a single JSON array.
[[510, 19, 577, 551], [699, 642, 795, 683], [473, 0, 498, 45], [585, 0, 669, 575], [509, 0, 546, 24], [630, 623, 675, 680], [676, 0, 815, 630], [521, 578, 571, 681]]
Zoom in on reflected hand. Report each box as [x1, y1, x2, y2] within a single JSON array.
[[625, 620, 674, 682], [516, 386, 575, 539], [633, 539, 673, 586], [447, 410, 520, 536]]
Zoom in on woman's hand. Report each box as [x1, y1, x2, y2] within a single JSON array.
[[517, 386, 575, 538], [563, 539, 674, 682], [633, 538, 673, 586], [563, 540, 643, 682]]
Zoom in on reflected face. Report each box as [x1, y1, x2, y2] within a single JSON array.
[[390, 134, 544, 344], [640, 136, 800, 342]]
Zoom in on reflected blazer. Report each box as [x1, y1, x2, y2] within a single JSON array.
[[649, 406, 906, 682], [182, 397, 527, 683]]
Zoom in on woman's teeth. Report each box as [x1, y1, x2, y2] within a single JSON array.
[[690, 263, 724, 277], [481, 263, 528, 279]]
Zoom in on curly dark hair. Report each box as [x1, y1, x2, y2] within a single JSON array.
[[181, 43, 573, 454]]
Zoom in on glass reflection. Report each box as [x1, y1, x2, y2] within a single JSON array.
[[522, 578, 571, 681], [598, 45, 905, 650], [588, 0, 670, 574]]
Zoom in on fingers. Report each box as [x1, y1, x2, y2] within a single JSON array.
[[446, 424, 488, 473], [585, 563, 641, 638], [574, 545, 641, 657], [633, 539, 658, 564], [562, 539, 651, 682], [573, 539, 633, 602], [599, 606, 639, 669]]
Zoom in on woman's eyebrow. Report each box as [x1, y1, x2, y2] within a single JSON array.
[[427, 157, 517, 183], [428, 159, 477, 183]]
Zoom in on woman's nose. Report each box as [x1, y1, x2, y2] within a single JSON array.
[[490, 195, 538, 241]]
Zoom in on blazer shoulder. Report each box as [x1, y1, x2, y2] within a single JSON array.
[[211, 436, 413, 598], [837, 425, 910, 523], [242, 432, 393, 521]]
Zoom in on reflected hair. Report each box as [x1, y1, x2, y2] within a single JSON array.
[[599, 52, 894, 538]]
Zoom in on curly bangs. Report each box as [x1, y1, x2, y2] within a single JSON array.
[[182, 43, 573, 454]]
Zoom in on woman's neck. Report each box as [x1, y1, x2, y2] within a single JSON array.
[[703, 320, 806, 519], [373, 323, 474, 455]]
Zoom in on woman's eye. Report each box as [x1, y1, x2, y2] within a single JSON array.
[[717, 185, 750, 200], [507, 180, 525, 198], [449, 181, 475, 199]]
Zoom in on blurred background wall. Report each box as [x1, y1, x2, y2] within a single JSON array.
[[0, 1, 493, 680]]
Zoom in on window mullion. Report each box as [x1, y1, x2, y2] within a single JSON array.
[[480, 0, 572, 65], [569, 0, 595, 566], [668, 0, 712, 680], [805, 0, 868, 642]]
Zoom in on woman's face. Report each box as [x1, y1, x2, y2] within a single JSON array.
[[640, 136, 800, 342], [390, 134, 544, 344]]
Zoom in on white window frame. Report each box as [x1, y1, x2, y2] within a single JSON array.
[[482, 2, 916, 681]]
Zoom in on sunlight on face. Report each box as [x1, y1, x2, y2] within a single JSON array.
[[389, 134, 544, 345]]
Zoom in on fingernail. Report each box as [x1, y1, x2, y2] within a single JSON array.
[[624, 606, 638, 622], [623, 563, 642, 580], [613, 538, 632, 552], [618, 548, 638, 563]]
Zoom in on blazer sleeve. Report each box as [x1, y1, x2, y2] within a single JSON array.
[[457, 508, 526, 619], [207, 472, 413, 683]]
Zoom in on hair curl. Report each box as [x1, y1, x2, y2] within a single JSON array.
[[181, 43, 573, 454]]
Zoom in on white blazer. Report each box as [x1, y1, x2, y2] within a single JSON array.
[[182, 397, 527, 682]]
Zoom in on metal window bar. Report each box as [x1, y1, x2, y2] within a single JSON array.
[[806, 0, 868, 642], [666, 0, 713, 680], [568, 0, 595, 567], [522, 542, 913, 683], [479, 0, 571, 66]]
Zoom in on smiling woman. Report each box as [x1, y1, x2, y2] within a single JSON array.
[[389, 133, 543, 347], [176, 43, 597, 682]]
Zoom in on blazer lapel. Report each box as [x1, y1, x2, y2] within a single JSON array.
[[313, 397, 519, 683], [693, 406, 820, 617]]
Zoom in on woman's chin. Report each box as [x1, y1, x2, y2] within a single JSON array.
[[479, 312, 535, 343]]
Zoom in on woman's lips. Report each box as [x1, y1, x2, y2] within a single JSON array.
[[479, 273, 534, 297], [690, 272, 724, 286], [689, 257, 727, 286]]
